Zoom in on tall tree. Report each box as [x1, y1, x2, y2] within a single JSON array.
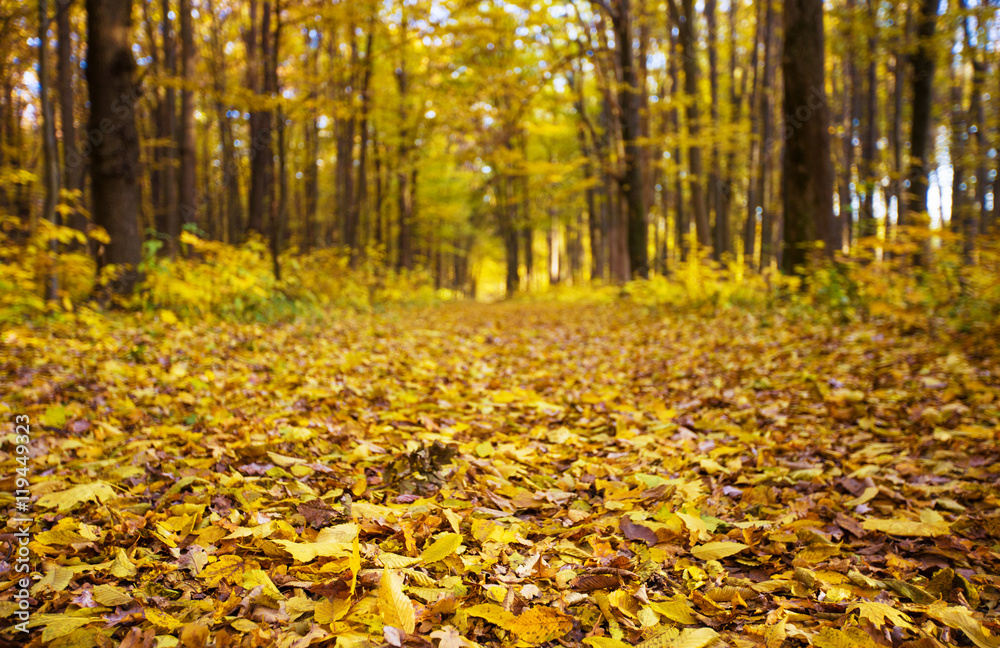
[[38, 0, 60, 233], [781, 0, 836, 274], [902, 0, 939, 233], [601, 0, 648, 277], [86, 0, 142, 290], [56, 0, 83, 232], [245, 0, 271, 236], [178, 0, 196, 231], [668, 0, 711, 251], [39, 0, 61, 299], [858, 0, 879, 239], [159, 0, 178, 250]]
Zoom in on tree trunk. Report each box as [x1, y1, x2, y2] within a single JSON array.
[[706, 0, 726, 261], [159, 0, 178, 251], [744, 0, 764, 268], [352, 24, 375, 266], [858, 0, 879, 239], [902, 0, 939, 235], [887, 1, 908, 247], [270, 0, 283, 279], [86, 0, 142, 291], [757, 0, 777, 269], [669, 0, 711, 251], [395, 51, 413, 271], [57, 0, 83, 233], [612, 0, 648, 278], [205, 0, 241, 243], [39, 0, 61, 299], [178, 0, 196, 233], [668, 26, 686, 264], [302, 28, 319, 252], [781, 0, 836, 274], [245, 0, 270, 236]]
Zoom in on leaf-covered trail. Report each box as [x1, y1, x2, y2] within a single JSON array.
[[4, 302, 1000, 648]]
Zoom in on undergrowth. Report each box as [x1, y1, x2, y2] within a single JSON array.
[[2, 219, 999, 341]]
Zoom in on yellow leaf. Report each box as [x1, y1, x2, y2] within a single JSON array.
[[160, 309, 179, 325], [862, 510, 950, 537], [92, 584, 133, 606], [637, 627, 719, 648], [242, 569, 283, 600], [848, 601, 915, 630], [109, 549, 137, 579], [378, 553, 423, 568], [463, 603, 517, 629], [421, 533, 463, 564], [583, 638, 632, 648], [378, 568, 415, 634], [273, 538, 352, 562], [676, 510, 710, 543], [315, 598, 352, 624], [691, 542, 749, 561], [318, 523, 360, 543], [649, 596, 696, 625], [507, 607, 573, 645], [927, 603, 1000, 648], [764, 617, 786, 648], [38, 481, 117, 511], [29, 614, 94, 642], [197, 555, 244, 586], [34, 565, 75, 592], [146, 608, 183, 630], [349, 535, 361, 596], [608, 590, 640, 618], [811, 627, 879, 648]]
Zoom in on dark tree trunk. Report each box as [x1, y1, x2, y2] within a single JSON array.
[[858, 0, 879, 239], [781, 0, 836, 274], [57, 0, 83, 232], [352, 24, 375, 265], [302, 28, 319, 252], [245, 0, 270, 236], [205, 0, 241, 243], [706, 0, 726, 262], [571, 67, 604, 281], [668, 26, 686, 264], [888, 3, 909, 244], [902, 0, 939, 234], [159, 0, 178, 251], [395, 53, 414, 271], [837, 2, 856, 250], [40, 0, 61, 300], [39, 0, 60, 230], [744, 0, 764, 268], [757, 0, 777, 268], [338, 19, 359, 258], [178, 0, 196, 231], [669, 0, 711, 251], [611, 0, 648, 278], [86, 0, 142, 290], [270, 1, 283, 279]]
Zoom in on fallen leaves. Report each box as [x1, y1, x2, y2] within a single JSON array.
[[3, 302, 1000, 647]]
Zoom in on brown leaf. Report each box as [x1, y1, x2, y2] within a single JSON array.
[[569, 573, 621, 591], [620, 515, 659, 546], [297, 499, 338, 528], [118, 628, 155, 648]]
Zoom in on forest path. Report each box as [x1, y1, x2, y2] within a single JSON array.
[[6, 301, 1000, 646]]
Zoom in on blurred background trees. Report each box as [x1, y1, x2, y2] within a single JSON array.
[[1, 0, 998, 302]]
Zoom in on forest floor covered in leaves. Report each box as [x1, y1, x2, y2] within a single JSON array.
[[3, 301, 1000, 648]]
